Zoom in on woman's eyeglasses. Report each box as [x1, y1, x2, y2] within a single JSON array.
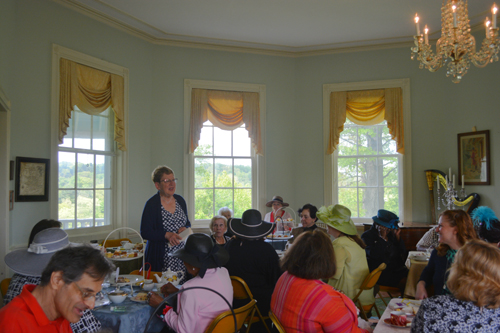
[[159, 178, 177, 184]]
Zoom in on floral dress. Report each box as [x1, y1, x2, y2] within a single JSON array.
[[161, 202, 188, 284]]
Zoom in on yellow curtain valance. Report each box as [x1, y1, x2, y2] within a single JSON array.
[[190, 88, 262, 155], [59, 58, 126, 151], [327, 87, 403, 155]]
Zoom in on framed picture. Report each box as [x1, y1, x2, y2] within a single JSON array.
[[457, 130, 490, 185], [15, 157, 50, 202]]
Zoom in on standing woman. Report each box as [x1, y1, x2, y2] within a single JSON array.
[[415, 210, 477, 299], [317, 204, 375, 307], [209, 215, 231, 246], [141, 166, 191, 279]]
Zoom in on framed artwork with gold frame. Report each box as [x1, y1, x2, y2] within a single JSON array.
[[457, 130, 490, 186]]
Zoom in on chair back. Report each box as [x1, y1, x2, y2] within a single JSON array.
[[268, 310, 286, 333], [358, 262, 386, 292], [103, 238, 132, 248], [1, 278, 11, 298], [204, 299, 257, 333], [230, 276, 254, 300]]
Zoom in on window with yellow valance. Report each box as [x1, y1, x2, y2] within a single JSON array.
[[327, 87, 403, 155], [190, 88, 262, 155], [59, 58, 126, 151]]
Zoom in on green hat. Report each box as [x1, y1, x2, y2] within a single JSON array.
[[317, 204, 357, 236]]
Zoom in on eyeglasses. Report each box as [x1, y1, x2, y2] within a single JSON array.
[[159, 178, 177, 184], [74, 283, 97, 301]]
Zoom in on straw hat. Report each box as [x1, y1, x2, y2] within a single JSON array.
[[372, 209, 400, 229], [265, 196, 289, 208], [4, 228, 70, 277], [317, 204, 357, 236], [229, 209, 275, 239]]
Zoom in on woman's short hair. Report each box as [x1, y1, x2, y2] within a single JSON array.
[[298, 204, 318, 222], [209, 215, 227, 233], [152, 165, 174, 183], [447, 239, 500, 308], [218, 207, 233, 217], [437, 210, 478, 256], [281, 230, 336, 280]]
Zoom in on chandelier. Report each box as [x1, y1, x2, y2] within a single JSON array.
[[411, 0, 499, 83]]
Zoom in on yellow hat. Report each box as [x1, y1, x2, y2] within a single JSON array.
[[317, 204, 357, 236]]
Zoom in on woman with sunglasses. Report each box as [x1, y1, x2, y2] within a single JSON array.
[[141, 166, 191, 280]]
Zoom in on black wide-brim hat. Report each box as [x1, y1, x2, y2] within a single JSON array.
[[170, 233, 229, 277], [229, 209, 275, 239]]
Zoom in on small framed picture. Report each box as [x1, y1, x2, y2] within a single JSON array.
[[15, 157, 50, 202], [457, 130, 490, 185]]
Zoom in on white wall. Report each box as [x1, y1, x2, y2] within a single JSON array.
[[2, 0, 499, 249]]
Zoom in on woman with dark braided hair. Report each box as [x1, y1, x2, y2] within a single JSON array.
[[415, 210, 478, 299]]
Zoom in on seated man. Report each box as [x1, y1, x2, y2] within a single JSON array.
[[0, 245, 114, 332]]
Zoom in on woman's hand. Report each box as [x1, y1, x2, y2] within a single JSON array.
[[177, 227, 186, 233], [148, 292, 164, 308], [165, 232, 182, 246], [394, 228, 401, 241], [160, 282, 178, 296], [415, 281, 428, 300]]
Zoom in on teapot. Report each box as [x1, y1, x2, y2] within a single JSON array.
[[161, 268, 184, 286]]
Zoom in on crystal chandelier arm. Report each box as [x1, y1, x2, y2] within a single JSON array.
[[471, 29, 500, 67]]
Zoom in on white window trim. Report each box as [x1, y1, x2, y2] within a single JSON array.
[[50, 44, 129, 241], [322, 79, 412, 224], [184, 79, 266, 228]]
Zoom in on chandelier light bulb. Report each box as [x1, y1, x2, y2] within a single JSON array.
[[492, 4, 498, 28], [414, 13, 421, 35], [424, 25, 429, 44]]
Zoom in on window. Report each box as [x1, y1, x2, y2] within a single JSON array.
[[51, 45, 128, 237], [323, 79, 412, 223], [336, 119, 402, 218], [194, 121, 253, 219], [58, 107, 114, 229], [184, 79, 266, 227]]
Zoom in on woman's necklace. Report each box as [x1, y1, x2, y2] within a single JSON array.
[[215, 236, 226, 244], [162, 195, 174, 205]]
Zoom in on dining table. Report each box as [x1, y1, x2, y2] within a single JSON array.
[[93, 285, 166, 333], [373, 298, 420, 332], [403, 251, 429, 298]]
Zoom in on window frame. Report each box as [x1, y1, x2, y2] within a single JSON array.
[[184, 79, 266, 228], [50, 44, 129, 239], [323, 79, 412, 224]]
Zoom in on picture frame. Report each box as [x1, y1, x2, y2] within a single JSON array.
[[457, 130, 490, 186], [15, 157, 50, 202]]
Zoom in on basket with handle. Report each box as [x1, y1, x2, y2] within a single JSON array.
[[102, 227, 146, 280]]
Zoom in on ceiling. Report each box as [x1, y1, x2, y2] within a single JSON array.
[[55, 0, 495, 56]]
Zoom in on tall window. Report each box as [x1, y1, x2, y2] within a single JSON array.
[[194, 121, 253, 219], [337, 119, 402, 218], [58, 107, 114, 229]]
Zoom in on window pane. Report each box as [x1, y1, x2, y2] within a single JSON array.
[[215, 158, 232, 187], [214, 127, 231, 156], [358, 127, 378, 155], [195, 158, 213, 188], [59, 152, 75, 189], [358, 157, 378, 187], [234, 189, 252, 217], [215, 189, 233, 214], [77, 153, 94, 188], [383, 187, 399, 213], [74, 111, 91, 150], [359, 187, 378, 218], [338, 157, 357, 187], [234, 159, 251, 187], [382, 126, 397, 154], [76, 190, 93, 228], [96, 155, 112, 189], [92, 114, 109, 151], [338, 188, 358, 217], [195, 126, 213, 156], [338, 126, 358, 156], [233, 128, 251, 157], [59, 190, 75, 229], [195, 189, 213, 220], [95, 189, 111, 226], [383, 157, 398, 186]]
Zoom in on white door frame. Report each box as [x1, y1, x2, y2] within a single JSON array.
[[0, 85, 11, 281]]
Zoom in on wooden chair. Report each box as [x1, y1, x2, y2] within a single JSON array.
[[230, 276, 271, 333], [1, 278, 11, 299], [268, 310, 286, 333], [130, 269, 162, 282], [204, 299, 257, 333], [352, 263, 386, 320], [103, 238, 132, 248]]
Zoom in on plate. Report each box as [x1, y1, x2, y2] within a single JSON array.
[[266, 234, 292, 240], [410, 253, 429, 261], [112, 274, 144, 286], [109, 252, 144, 261], [130, 293, 149, 303], [384, 318, 411, 328]]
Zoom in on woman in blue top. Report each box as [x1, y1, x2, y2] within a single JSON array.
[[140, 166, 191, 279], [415, 210, 477, 299]]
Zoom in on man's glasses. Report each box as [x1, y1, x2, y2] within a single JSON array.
[[74, 283, 97, 301], [159, 178, 177, 184]]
